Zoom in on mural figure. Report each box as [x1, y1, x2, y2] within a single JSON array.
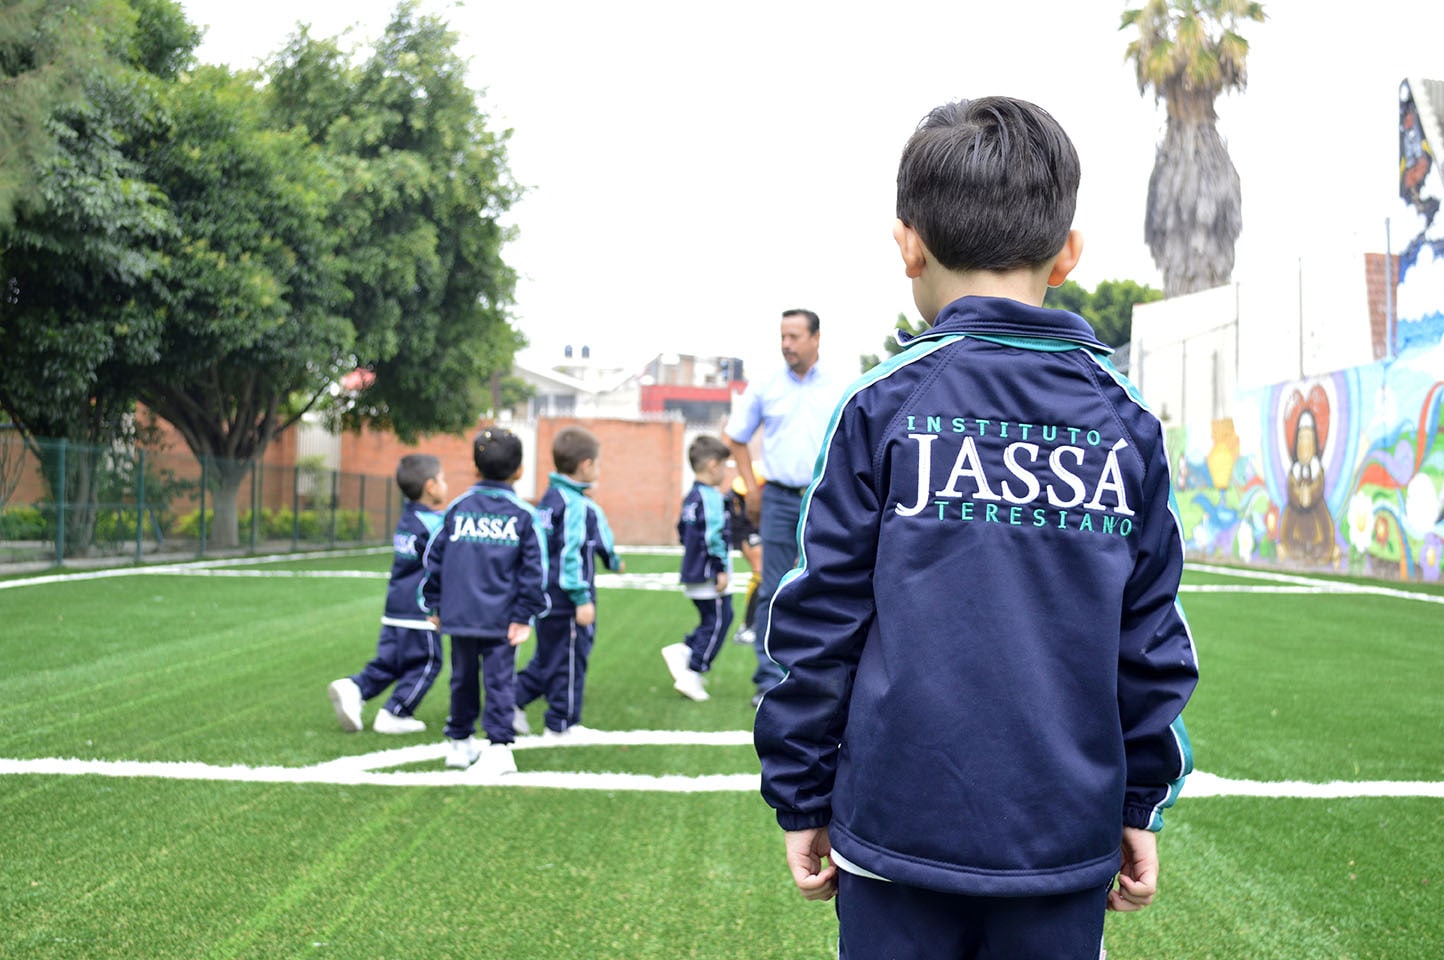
[[1278, 387, 1339, 563]]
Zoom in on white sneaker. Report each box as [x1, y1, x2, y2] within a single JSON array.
[[477, 741, 517, 776], [444, 736, 482, 769], [513, 706, 532, 736], [673, 668, 710, 702], [661, 642, 691, 683], [327, 678, 363, 732], [373, 708, 426, 734], [733, 626, 755, 646]]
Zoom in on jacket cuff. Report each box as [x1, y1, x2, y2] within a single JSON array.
[[567, 588, 591, 606], [776, 810, 831, 832], [1122, 803, 1163, 832]]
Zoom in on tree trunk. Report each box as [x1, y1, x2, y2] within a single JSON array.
[[209, 459, 251, 550], [1146, 114, 1242, 297], [36, 439, 101, 558]]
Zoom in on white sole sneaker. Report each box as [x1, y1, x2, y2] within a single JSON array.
[[476, 741, 517, 776], [513, 706, 532, 736], [673, 669, 710, 702], [660, 642, 690, 683], [373, 708, 426, 734], [327, 678, 363, 732], [444, 736, 482, 769]]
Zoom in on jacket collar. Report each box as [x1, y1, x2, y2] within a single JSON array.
[[897, 296, 1111, 354], [549, 471, 591, 493]]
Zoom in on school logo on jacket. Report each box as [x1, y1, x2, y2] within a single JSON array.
[[449, 512, 521, 545], [894, 414, 1136, 537]]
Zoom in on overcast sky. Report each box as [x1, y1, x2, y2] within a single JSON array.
[[179, 0, 1443, 378]]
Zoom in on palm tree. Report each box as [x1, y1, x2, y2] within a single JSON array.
[[1122, 0, 1266, 297]]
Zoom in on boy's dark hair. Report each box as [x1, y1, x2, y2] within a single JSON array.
[[688, 435, 730, 473], [395, 453, 442, 502], [552, 425, 600, 475], [473, 427, 524, 481], [781, 308, 820, 335], [896, 96, 1079, 272]]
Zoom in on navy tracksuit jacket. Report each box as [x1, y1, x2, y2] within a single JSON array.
[[754, 296, 1198, 898]]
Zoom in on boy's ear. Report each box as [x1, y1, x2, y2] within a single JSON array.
[[893, 219, 927, 279], [1046, 230, 1084, 288]]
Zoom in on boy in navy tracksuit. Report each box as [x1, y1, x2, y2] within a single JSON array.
[[327, 454, 448, 734], [423, 428, 548, 775], [662, 435, 733, 702], [515, 426, 622, 738], [754, 97, 1198, 959]]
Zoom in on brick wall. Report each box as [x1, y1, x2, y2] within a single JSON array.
[[340, 417, 688, 546], [534, 417, 686, 546], [2, 415, 697, 548]]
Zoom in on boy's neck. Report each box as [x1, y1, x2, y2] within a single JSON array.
[[930, 266, 1049, 312]]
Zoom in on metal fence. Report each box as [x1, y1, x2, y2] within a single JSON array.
[[0, 429, 396, 568]]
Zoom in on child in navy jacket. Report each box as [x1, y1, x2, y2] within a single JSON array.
[[327, 454, 448, 735], [515, 425, 623, 737], [423, 428, 548, 775], [754, 97, 1198, 959], [662, 435, 733, 702]]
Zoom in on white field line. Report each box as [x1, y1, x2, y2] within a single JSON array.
[[1, 727, 1440, 796], [1189, 562, 1444, 604], [8, 556, 1442, 603]]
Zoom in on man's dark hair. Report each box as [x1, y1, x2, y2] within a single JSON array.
[[552, 425, 600, 475], [782, 308, 820, 335], [473, 427, 524, 481], [395, 453, 442, 502], [688, 435, 730, 473], [896, 96, 1079, 272]]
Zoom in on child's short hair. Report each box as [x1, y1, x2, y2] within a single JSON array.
[[896, 96, 1079, 272], [552, 426, 600, 475], [395, 453, 442, 501], [473, 427, 523, 481], [688, 435, 730, 473]]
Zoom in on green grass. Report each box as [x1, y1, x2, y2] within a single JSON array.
[[2, 551, 1442, 959]]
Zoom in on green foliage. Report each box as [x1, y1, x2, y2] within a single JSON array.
[[0, 0, 134, 227], [170, 506, 370, 541], [0, 505, 46, 539], [265, 2, 524, 442], [859, 313, 931, 372], [1043, 277, 1163, 347]]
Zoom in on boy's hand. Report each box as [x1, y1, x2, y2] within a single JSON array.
[[575, 602, 596, 627], [716, 571, 729, 592], [427, 615, 440, 629], [507, 622, 532, 646], [1107, 827, 1159, 911], [784, 828, 838, 901]]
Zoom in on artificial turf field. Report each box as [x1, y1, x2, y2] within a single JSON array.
[[1, 549, 1441, 959]]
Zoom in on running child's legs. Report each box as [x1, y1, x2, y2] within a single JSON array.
[[685, 596, 733, 673], [360, 625, 440, 718], [837, 871, 1109, 960], [518, 615, 594, 732]]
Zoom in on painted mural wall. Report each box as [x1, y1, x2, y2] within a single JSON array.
[[1173, 79, 1444, 582], [1174, 346, 1444, 581]]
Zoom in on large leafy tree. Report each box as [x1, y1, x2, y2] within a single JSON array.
[[1122, 0, 1265, 297], [0, 0, 191, 553], [265, 3, 523, 443], [129, 63, 350, 547]]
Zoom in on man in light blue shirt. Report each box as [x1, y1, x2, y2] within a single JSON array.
[[726, 308, 846, 704]]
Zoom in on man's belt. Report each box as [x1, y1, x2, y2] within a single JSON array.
[[770, 482, 807, 496]]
